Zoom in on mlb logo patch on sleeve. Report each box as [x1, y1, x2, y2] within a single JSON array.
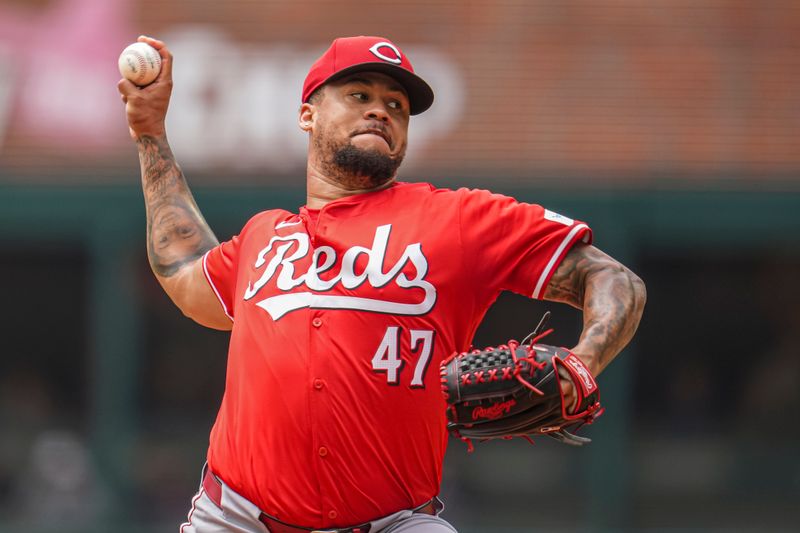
[[544, 209, 574, 226]]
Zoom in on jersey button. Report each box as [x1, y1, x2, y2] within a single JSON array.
[[312, 317, 323, 328], [313, 379, 325, 390], [318, 446, 328, 457], [328, 510, 338, 520]]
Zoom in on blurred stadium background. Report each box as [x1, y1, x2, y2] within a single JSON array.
[[1, 0, 798, 531]]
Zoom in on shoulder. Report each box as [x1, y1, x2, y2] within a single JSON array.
[[389, 181, 437, 197], [232, 209, 298, 239], [388, 183, 538, 215], [425, 184, 526, 205], [390, 181, 468, 204]]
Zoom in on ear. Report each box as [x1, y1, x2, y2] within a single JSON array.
[[298, 103, 315, 132]]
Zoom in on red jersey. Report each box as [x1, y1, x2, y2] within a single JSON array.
[[202, 182, 592, 528]]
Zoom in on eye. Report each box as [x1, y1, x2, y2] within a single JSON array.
[[388, 97, 409, 113], [351, 92, 368, 101], [179, 226, 196, 238]]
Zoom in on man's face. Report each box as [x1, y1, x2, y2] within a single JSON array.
[[305, 72, 411, 188], [150, 203, 205, 266]]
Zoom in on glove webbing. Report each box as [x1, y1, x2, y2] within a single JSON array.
[[441, 327, 555, 452]]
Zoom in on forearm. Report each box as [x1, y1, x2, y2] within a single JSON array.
[[121, 38, 230, 329], [138, 134, 218, 278], [543, 244, 646, 376], [571, 263, 646, 375]]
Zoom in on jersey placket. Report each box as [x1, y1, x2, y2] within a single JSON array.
[[305, 208, 340, 523]]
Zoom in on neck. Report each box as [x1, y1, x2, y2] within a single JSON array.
[[305, 161, 396, 209]]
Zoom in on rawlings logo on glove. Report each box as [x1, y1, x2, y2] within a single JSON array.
[[472, 399, 517, 420], [440, 312, 604, 451]]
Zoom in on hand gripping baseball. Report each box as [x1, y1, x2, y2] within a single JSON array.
[[117, 36, 174, 139], [440, 312, 604, 451]]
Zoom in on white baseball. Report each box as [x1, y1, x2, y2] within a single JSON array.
[[118, 42, 162, 86]]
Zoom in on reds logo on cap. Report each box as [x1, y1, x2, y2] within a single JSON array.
[[368, 42, 403, 64], [301, 35, 435, 115]]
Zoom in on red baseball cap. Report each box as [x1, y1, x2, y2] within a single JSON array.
[[302, 36, 434, 115]]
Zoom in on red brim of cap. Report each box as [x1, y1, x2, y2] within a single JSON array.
[[313, 62, 434, 116]]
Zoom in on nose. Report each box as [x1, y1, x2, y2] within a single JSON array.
[[364, 103, 390, 122]]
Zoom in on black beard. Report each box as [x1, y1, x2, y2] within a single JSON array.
[[331, 144, 401, 188]]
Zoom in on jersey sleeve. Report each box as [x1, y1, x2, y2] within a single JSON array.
[[202, 235, 240, 321], [458, 188, 593, 299]]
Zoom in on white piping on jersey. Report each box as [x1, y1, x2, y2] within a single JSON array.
[[531, 223, 590, 300], [203, 250, 234, 321]]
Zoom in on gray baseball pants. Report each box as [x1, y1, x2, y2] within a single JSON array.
[[179, 467, 458, 533]]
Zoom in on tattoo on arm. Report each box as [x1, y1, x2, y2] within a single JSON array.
[[542, 246, 589, 309], [138, 135, 218, 277], [544, 244, 646, 374]]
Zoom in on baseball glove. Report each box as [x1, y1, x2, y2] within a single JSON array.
[[440, 312, 603, 451]]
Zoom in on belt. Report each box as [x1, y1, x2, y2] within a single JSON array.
[[202, 466, 437, 533]]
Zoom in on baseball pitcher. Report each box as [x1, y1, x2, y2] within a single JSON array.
[[118, 34, 646, 533]]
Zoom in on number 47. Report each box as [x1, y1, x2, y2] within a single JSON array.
[[371, 327, 435, 388]]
